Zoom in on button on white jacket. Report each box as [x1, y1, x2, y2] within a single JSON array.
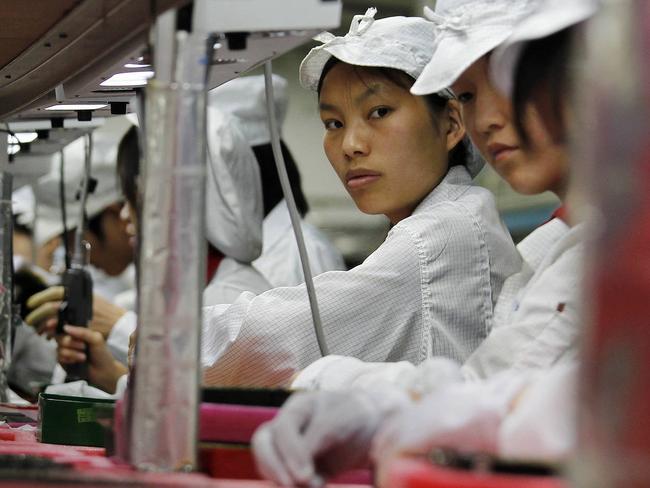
[[201, 166, 520, 387]]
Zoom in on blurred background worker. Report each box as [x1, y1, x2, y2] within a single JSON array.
[[208, 74, 346, 287], [18, 117, 135, 388], [31, 116, 135, 303]]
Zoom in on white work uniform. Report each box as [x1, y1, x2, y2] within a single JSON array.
[[293, 217, 582, 391], [253, 200, 346, 288], [88, 263, 135, 302], [110, 205, 344, 362], [204, 258, 272, 305], [107, 256, 273, 366], [201, 166, 520, 387]]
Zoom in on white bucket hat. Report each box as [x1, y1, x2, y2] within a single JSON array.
[[208, 74, 288, 146], [299, 8, 489, 176], [300, 7, 452, 98], [411, 0, 539, 96], [490, 0, 601, 98], [12, 184, 36, 229], [204, 107, 264, 263]]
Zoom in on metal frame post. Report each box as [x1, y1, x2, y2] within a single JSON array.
[[126, 14, 212, 471]]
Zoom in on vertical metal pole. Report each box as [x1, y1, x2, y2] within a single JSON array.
[[0, 133, 12, 402], [263, 62, 328, 356], [127, 18, 211, 470]]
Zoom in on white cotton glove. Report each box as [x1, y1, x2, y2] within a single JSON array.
[[371, 371, 530, 471], [498, 363, 577, 462], [292, 355, 462, 396], [252, 388, 409, 487]]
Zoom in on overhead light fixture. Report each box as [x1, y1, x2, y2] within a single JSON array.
[[46, 104, 107, 111], [16, 132, 38, 143], [10, 132, 38, 144], [100, 71, 154, 87]]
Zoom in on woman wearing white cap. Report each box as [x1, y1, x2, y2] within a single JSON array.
[[252, 1, 598, 485], [195, 8, 518, 387], [372, 1, 599, 477]]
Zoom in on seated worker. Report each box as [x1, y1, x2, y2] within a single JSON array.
[[55, 11, 520, 392], [252, 0, 594, 485], [15, 117, 134, 386], [31, 116, 135, 302], [374, 1, 597, 477], [208, 74, 346, 287]]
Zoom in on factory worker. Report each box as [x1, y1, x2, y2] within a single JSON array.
[[30, 116, 135, 301], [209, 75, 346, 286], [196, 9, 518, 387], [373, 2, 598, 478], [55, 10, 520, 394], [21, 117, 135, 379], [252, 1, 595, 484], [116, 109, 272, 305]]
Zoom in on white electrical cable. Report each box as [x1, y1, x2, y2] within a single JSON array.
[[263, 61, 329, 357]]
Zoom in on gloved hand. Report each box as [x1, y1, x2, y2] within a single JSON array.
[[25, 286, 127, 339], [292, 355, 463, 397], [252, 388, 409, 487], [498, 363, 577, 462], [371, 371, 530, 482]]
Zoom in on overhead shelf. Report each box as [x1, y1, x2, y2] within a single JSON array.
[[0, 0, 189, 120]]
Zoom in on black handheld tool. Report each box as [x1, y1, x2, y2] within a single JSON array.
[[58, 262, 93, 382], [57, 134, 95, 383]]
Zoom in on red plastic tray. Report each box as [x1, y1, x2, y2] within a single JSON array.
[[383, 458, 567, 488]]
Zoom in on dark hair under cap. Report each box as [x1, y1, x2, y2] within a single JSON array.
[[317, 57, 467, 169], [513, 27, 573, 147], [116, 125, 140, 210], [252, 141, 309, 218]]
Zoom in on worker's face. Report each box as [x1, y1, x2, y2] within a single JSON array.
[[84, 203, 134, 276], [320, 63, 462, 224], [120, 202, 137, 249], [452, 56, 569, 199]]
